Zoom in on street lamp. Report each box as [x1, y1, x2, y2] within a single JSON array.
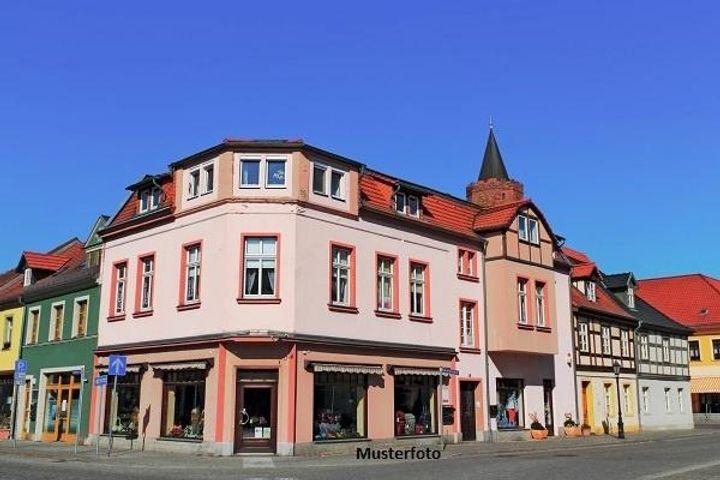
[[612, 360, 625, 439]]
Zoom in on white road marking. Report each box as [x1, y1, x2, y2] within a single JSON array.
[[242, 457, 276, 469], [639, 459, 720, 479]]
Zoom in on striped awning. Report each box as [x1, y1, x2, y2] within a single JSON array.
[[96, 365, 142, 374], [393, 366, 449, 376], [151, 361, 209, 372], [691, 377, 720, 393], [311, 363, 383, 375]]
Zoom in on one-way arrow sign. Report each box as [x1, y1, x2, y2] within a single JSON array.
[[107, 355, 127, 377]]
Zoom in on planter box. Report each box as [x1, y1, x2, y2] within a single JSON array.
[[563, 426, 581, 437], [0, 429, 10, 440], [581, 427, 592, 436], [530, 429, 548, 440]]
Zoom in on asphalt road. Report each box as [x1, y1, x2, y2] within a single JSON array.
[[2, 432, 720, 480]]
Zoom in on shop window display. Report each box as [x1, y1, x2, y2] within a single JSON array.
[[161, 370, 205, 440], [0, 377, 13, 430], [105, 372, 141, 435], [394, 375, 437, 436], [313, 372, 366, 440], [496, 378, 524, 429]]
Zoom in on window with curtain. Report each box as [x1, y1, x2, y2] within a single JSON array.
[[140, 256, 154, 311], [460, 302, 475, 347], [377, 257, 394, 311], [244, 237, 277, 297], [185, 246, 201, 303], [409, 263, 426, 316], [517, 279, 528, 324]]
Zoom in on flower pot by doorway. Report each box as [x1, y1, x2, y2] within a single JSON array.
[[530, 429, 549, 440], [563, 426, 581, 437], [580, 424, 592, 436], [0, 428, 10, 440]]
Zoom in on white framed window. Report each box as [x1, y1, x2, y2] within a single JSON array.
[[139, 186, 161, 213], [601, 326, 611, 355], [243, 237, 277, 297], [578, 321, 589, 352], [518, 215, 528, 241], [678, 388, 684, 412], [3, 316, 13, 348], [623, 384, 631, 414], [240, 158, 261, 187], [49, 301, 64, 342], [586, 281, 597, 302], [460, 302, 475, 347], [642, 387, 649, 413], [114, 263, 127, 315], [188, 169, 201, 197], [604, 383, 613, 417], [458, 249, 476, 277], [627, 287, 635, 309], [409, 263, 426, 316], [265, 158, 287, 187], [140, 256, 155, 311], [394, 192, 406, 214], [312, 162, 346, 201], [72, 297, 89, 338], [377, 256, 395, 311], [185, 245, 201, 303], [313, 164, 327, 195], [203, 164, 214, 194], [23, 268, 33, 287], [621, 329, 630, 357], [517, 279, 528, 324], [528, 217, 539, 244], [331, 246, 351, 305], [662, 338, 670, 362], [330, 170, 345, 200], [407, 195, 420, 217], [535, 282, 546, 327], [664, 388, 671, 412], [640, 334, 649, 360], [26, 307, 40, 345]]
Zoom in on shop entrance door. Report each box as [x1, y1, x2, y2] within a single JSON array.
[[41, 372, 81, 443], [581, 381, 591, 425], [543, 379, 554, 436], [459, 382, 477, 441], [234, 370, 277, 454]]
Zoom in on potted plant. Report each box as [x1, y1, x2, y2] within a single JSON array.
[[563, 414, 581, 437], [580, 423, 592, 436], [529, 413, 548, 440], [0, 412, 11, 440]]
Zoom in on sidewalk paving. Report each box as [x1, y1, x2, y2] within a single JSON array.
[[1, 428, 717, 470]]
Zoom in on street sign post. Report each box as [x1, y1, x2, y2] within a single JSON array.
[[94, 375, 108, 455], [10, 359, 28, 448], [74, 368, 85, 455], [106, 355, 127, 457]]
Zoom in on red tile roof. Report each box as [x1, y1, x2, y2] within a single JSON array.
[[637, 274, 720, 330], [20, 251, 71, 271], [572, 283, 635, 320], [107, 174, 175, 229], [561, 246, 599, 279], [472, 199, 530, 232], [561, 246, 593, 265], [359, 171, 480, 238]]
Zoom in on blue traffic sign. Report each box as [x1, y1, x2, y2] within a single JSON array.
[[107, 355, 127, 377], [15, 359, 27, 375], [442, 367, 460, 376], [94, 375, 108, 386]]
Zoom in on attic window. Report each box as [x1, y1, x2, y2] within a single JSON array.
[[518, 215, 539, 244], [139, 186, 161, 213], [586, 281, 597, 302], [394, 192, 420, 218], [23, 268, 33, 287], [627, 287, 635, 309]]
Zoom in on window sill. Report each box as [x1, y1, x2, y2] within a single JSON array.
[[157, 437, 203, 443], [313, 437, 369, 444], [457, 273, 480, 283], [177, 303, 201, 311], [536, 326, 552, 333], [327, 304, 359, 314], [133, 310, 154, 318], [517, 323, 534, 330], [408, 315, 433, 323], [200, 190, 214, 197], [237, 297, 282, 304], [107, 314, 126, 322], [375, 310, 402, 319], [459, 346, 482, 354]]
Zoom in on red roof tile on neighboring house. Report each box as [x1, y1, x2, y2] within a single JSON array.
[[472, 199, 531, 232], [637, 274, 720, 330], [561, 247, 593, 265], [561, 246, 599, 280], [20, 252, 71, 271], [572, 285, 635, 320], [107, 174, 175, 229]]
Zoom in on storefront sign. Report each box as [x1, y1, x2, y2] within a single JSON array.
[[442, 385, 450, 403]]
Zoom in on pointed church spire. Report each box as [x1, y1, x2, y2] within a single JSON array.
[[478, 126, 509, 181]]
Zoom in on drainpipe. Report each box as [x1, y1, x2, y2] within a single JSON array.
[[634, 320, 644, 431], [567, 275, 580, 426], [481, 243, 493, 442]]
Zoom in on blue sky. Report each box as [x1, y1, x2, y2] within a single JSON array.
[[1, 1, 718, 278]]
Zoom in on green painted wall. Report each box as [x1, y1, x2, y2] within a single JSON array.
[[21, 284, 99, 440]]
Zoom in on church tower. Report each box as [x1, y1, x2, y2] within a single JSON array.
[[466, 127, 524, 208]]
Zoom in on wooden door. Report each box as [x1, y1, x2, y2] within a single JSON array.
[[459, 382, 477, 441], [234, 382, 277, 453], [581, 381, 590, 425]]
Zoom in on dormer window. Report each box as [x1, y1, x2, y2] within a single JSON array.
[[394, 192, 420, 217], [312, 162, 346, 201], [188, 169, 200, 197], [139, 186, 161, 213], [23, 268, 33, 287], [627, 287, 635, 309], [518, 215, 539, 244], [187, 161, 216, 199], [586, 281, 597, 302]]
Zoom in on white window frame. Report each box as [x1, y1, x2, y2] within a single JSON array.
[[243, 237, 277, 298], [640, 334, 649, 360], [517, 279, 528, 324], [601, 325, 611, 355], [72, 296, 90, 338], [330, 246, 351, 305], [578, 321, 589, 352], [203, 163, 215, 194], [642, 387, 650, 413], [409, 263, 426, 316], [49, 301, 65, 342], [604, 383, 613, 417], [188, 168, 201, 198], [621, 329, 630, 357], [460, 302, 475, 347], [330, 169, 346, 201], [627, 287, 635, 309], [265, 158, 287, 188], [535, 282, 546, 327], [527, 217, 539, 244], [239, 157, 262, 188], [623, 384, 631, 414], [313, 163, 328, 195], [139, 186, 161, 213], [114, 263, 127, 315], [140, 256, 155, 311], [518, 215, 528, 241], [26, 307, 41, 345], [678, 388, 684, 412], [3, 315, 13, 347], [586, 281, 597, 302], [662, 338, 670, 363], [185, 245, 202, 303], [664, 388, 671, 412], [23, 268, 33, 287], [407, 195, 420, 217], [377, 257, 394, 311], [394, 192, 406, 214]]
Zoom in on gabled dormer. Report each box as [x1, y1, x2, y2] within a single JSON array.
[[603, 272, 639, 310], [562, 246, 601, 303]]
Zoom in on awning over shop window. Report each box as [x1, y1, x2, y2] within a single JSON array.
[[151, 361, 210, 372], [96, 365, 142, 374], [691, 377, 720, 393], [392, 366, 449, 376], [310, 363, 383, 375]]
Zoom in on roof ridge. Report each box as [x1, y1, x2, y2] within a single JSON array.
[[639, 273, 704, 282]]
